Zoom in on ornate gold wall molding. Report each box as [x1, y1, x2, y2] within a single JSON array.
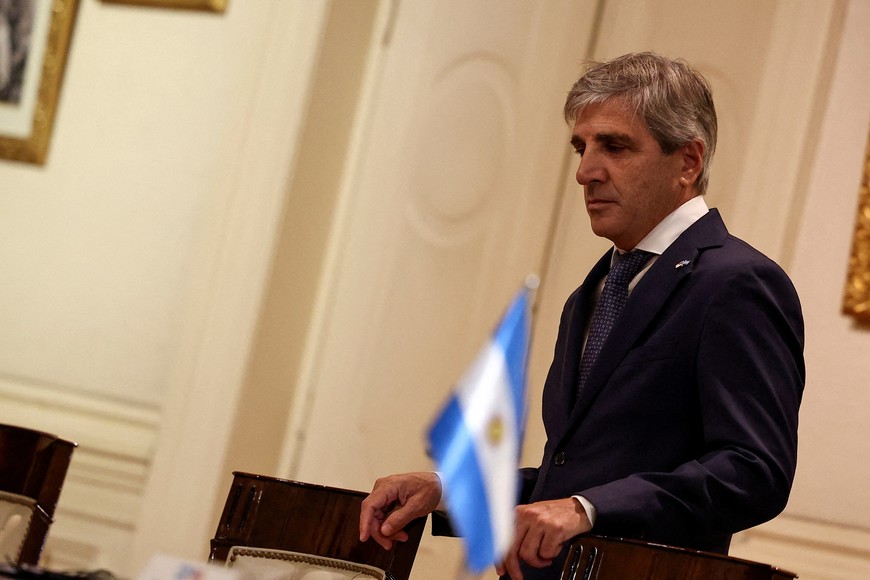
[[101, 0, 227, 11], [0, 0, 79, 164], [843, 129, 870, 323]]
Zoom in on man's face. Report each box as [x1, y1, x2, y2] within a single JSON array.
[[570, 99, 696, 250]]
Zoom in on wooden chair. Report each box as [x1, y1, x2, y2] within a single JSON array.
[[561, 534, 797, 580], [209, 472, 427, 580], [0, 423, 76, 565]]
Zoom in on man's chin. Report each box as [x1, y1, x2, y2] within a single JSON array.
[[588, 219, 617, 241]]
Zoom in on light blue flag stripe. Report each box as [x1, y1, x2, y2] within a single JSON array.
[[428, 395, 496, 571], [494, 291, 530, 429]]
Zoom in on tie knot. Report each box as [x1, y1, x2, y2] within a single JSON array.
[[608, 250, 654, 287]]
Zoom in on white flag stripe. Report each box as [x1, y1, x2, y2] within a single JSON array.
[[455, 342, 519, 558]]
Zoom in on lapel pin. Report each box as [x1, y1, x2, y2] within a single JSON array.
[[675, 259, 691, 269]]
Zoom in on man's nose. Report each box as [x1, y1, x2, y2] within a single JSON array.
[[575, 154, 604, 185]]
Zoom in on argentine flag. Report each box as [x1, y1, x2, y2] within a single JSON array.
[[427, 287, 532, 573]]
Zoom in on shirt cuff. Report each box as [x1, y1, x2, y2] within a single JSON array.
[[572, 494, 597, 527], [433, 471, 447, 511]]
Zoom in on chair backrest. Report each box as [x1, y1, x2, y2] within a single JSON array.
[[0, 423, 76, 565], [562, 535, 797, 580], [210, 472, 427, 580]]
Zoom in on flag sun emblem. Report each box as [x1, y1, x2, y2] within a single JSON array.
[[487, 415, 504, 445]]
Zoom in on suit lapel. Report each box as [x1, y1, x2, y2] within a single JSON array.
[[566, 209, 729, 427], [552, 250, 611, 429]]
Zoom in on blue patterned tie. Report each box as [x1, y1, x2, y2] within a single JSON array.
[[578, 250, 654, 394]]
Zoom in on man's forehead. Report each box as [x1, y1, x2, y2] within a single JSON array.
[[573, 99, 641, 128], [571, 102, 647, 141]]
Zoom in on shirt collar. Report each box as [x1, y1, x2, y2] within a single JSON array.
[[609, 195, 709, 267], [630, 195, 709, 256]]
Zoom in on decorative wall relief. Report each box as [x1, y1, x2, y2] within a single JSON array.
[[0, 0, 78, 164], [843, 129, 870, 323]]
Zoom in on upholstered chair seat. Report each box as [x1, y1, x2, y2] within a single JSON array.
[[225, 547, 385, 580], [0, 491, 37, 563]]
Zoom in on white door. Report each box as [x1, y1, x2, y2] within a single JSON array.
[[280, 0, 596, 575]]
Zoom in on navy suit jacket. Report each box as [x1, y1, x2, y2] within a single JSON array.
[[513, 209, 805, 578]]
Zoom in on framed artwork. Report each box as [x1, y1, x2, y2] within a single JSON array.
[[0, 0, 78, 164], [843, 129, 870, 323], [100, 0, 227, 11]]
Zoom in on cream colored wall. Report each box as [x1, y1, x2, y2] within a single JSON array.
[[0, 0, 331, 574], [0, 1, 239, 407], [787, 0, 870, 526], [729, 1, 870, 576]]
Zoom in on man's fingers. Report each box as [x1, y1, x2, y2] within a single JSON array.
[[368, 527, 394, 551], [508, 497, 591, 569], [380, 486, 437, 536], [517, 527, 552, 568], [538, 533, 564, 560], [358, 472, 442, 549], [359, 503, 379, 541], [503, 551, 523, 580], [388, 529, 409, 543], [359, 477, 401, 541], [513, 508, 547, 567], [381, 504, 419, 537], [504, 521, 528, 580], [363, 513, 409, 551], [359, 489, 414, 546]]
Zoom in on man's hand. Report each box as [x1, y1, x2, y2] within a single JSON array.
[[359, 472, 442, 550], [496, 497, 592, 580]]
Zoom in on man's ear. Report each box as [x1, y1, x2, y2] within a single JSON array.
[[680, 139, 705, 187]]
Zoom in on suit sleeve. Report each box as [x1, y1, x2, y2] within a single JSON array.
[[580, 262, 805, 544]]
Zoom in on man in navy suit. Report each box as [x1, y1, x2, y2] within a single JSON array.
[[359, 52, 805, 579]]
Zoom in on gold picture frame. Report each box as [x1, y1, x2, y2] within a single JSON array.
[[0, 0, 79, 164], [100, 0, 227, 11], [843, 129, 870, 323]]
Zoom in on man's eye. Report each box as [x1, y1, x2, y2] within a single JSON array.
[[574, 148, 585, 156], [605, 143, 626, 152]]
